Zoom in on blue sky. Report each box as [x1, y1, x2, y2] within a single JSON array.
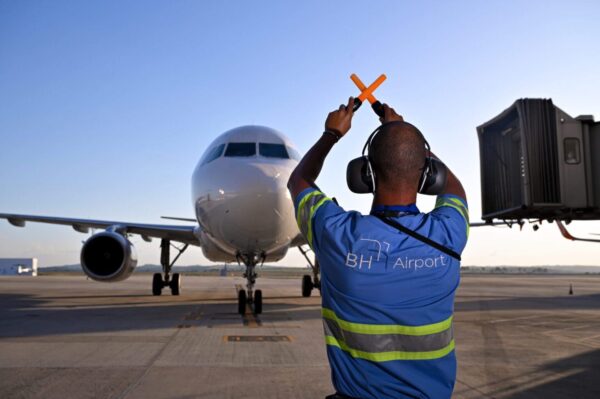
[[1, 0, 599, 267]]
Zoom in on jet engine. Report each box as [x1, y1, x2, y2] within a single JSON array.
[[80, 231, 137, 282]]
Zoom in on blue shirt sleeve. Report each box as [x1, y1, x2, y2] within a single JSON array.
[[428, 194, 469, 253], [294, 187, 345, 253]]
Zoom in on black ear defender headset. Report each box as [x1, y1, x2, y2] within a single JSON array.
[[346, 121, 448, 196]]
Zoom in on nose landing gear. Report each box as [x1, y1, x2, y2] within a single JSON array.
[[152, 239, 188, 296], [236, 252, 265, 314]]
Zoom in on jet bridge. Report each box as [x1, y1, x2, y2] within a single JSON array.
[[477, 99, 600, 223]]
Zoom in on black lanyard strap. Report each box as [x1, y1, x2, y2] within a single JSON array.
[[375, 216, 461, 261]]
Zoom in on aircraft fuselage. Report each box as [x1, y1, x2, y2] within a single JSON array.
[[191, 126, 301, 263]]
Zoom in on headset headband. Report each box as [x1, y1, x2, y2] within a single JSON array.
[[364, 121, 431, 158]]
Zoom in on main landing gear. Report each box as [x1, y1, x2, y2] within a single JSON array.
[[299, 246, 321, 298], [236, 252, 265, 315], [152, 239, 189, 296]]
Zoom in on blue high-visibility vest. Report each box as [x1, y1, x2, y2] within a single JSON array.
[[295, 188, 469, 399]]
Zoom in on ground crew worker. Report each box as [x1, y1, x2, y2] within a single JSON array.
[[287, 97, 469, 399]]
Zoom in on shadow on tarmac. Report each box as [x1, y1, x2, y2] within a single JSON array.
[[0, 292, 321, 339], [456, 293, 600, 312], [481, 349, 600, 399]]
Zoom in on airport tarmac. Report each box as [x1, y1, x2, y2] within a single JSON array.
[[1, 274, 600, 399]]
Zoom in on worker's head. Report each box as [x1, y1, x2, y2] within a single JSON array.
[[369, 121, 427, 193]]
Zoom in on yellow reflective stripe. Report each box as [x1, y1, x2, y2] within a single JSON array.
[[295, 190, 331, 248], [322, 308, 452, 336], [447, 197, 468, 211], [296, 191, 321, 225], [325, 335, 455, 361], [435, 198, 468, 219], [306, 196, 330, 247], [435, 197, 470, 237], [443, 203, 469, 222]]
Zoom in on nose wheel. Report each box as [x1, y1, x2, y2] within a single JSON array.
[[237, 288, 262, 315], [238, 289, 247, 314], [254, 289, 263, 314]]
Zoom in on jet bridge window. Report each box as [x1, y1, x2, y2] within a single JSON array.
[[259, 143, 289, 159], [225, 142, 256, 157], [201, 143, 225, 165], [564, 138, 581, 165]]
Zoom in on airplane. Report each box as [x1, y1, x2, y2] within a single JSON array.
[[0, 126, 315, 315], [0, 125, 493, 315]]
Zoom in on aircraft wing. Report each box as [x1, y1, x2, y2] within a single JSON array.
[[0, 213, 200, 245]]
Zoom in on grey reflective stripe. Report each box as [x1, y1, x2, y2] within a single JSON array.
[[296, 191, 330, 248], [323, 317, 453, 354]]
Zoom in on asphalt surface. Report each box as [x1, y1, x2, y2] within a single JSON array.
[[1, 274, 600, 398]]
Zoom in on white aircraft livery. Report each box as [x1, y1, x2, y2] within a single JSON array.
[[0, 126, 318, 314]]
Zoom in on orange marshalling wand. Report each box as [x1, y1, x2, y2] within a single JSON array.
[[350, 73, 387, 116], [351, 73, 386, 103]]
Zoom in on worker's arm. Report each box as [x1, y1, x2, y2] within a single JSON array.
[[380, 104, 466, 201], [287, 97, 355, 200]]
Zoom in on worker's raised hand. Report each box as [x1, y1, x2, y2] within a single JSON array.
[[325, 97, 355, 138], [380, 103, 404, 124]]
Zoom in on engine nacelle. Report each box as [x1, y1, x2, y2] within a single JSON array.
[[80, 231, 137, 282]]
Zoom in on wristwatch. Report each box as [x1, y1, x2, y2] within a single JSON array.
[[323, 130, 342, 142]]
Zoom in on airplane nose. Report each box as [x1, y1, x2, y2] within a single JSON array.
[[200, 161, 295, 253], [226, 162, 291, 219], [246, 162, 289, 194]]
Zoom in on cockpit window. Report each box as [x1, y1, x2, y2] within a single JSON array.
[[201, 143, 225, 165], [224, 142, 256, 157], [286, 146, 301, 161], [259, 143, 289, 159]]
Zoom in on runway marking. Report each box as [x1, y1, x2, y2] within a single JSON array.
[[543, 323, 593, 335], [539, 323, 600, 349], [487, 315, 546, 324], [454, 378, 495, 399], [479, 369, 583, 398], [224, 335, 291, 342], [581, 332, 600, 341]]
